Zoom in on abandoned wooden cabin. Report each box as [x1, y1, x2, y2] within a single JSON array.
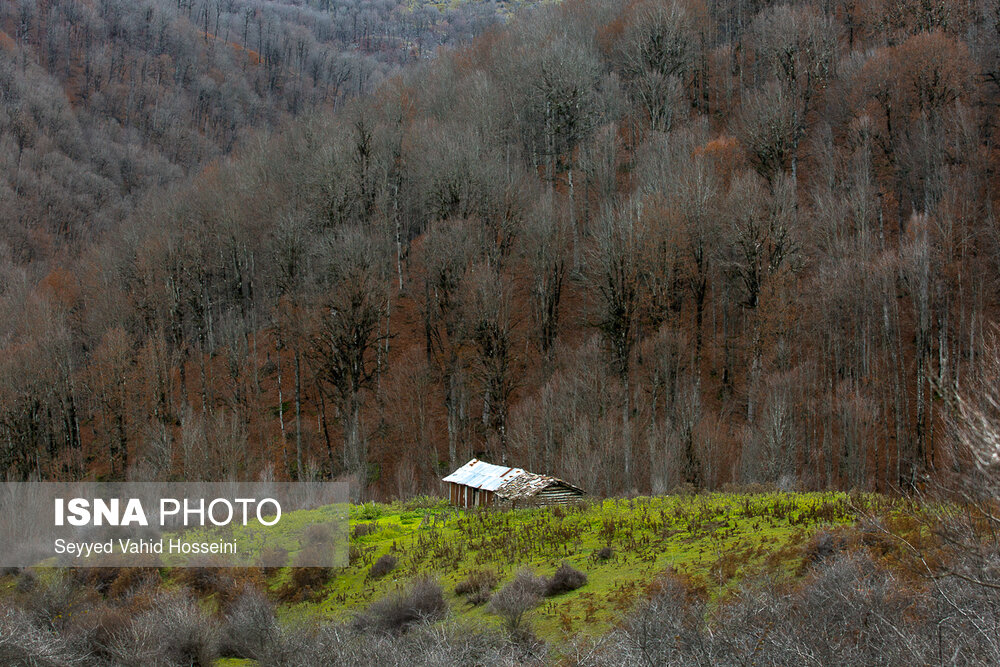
[[442, 458, 585, 508]]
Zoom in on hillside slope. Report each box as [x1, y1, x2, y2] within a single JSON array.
[[2, 0, 1000, 501], [263, 492, 874, 638]]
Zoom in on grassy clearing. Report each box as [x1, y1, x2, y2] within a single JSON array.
[[0, 491, 890, 648], [269, 491, 886, 640]]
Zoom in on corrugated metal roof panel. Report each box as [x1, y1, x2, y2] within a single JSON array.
[[442, 458, 528, 491], [443, 458, 586, 499]]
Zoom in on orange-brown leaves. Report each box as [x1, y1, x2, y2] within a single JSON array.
[[39, 267, 80, 312], [857, 31, 974, 127]]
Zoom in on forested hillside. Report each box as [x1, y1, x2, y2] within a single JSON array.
[[2, 0, 1000, 499], [0, 0, 506, 261]]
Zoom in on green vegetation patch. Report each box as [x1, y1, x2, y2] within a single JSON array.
[[266, 492, 881, 640]]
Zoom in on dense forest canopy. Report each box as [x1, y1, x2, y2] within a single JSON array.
[[2, 0, 1000, 500], [0, 0, 507, 261]]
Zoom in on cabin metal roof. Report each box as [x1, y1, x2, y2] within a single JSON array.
[[442, 458, 523, 491], [443, 458, 585, 500]]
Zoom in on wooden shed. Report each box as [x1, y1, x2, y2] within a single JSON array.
[[442, 458, 585, 508]]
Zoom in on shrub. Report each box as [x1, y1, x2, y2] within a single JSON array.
[[214, 568, 266, 614], [397, 495, 449, 511], [107, 591, 219, 666], [75, 567, 121, 595], [27, 573, 91, 630], [349, 544, 364, 564], [282, 567, 331, 601], [356, 502, 383, 521], [64, 600, 135, 662], [14, 569, 37, 593], [799, 527, 852, 574], [279, 546, 333, 601], [155, 593, 220, 664], [279, 616, 535, 666], [352, 522, 377, 538], [174, 566, 225, 596], [220, 585, 279, 660], [594, 546, 615, 562], [455, 568, 499, 605], [488, 568, 545, 634], [611, 572, 707, 665], [0, 604, 86, 666], [369, 554, 398, 579], [352, 577, 446, 635], [545, 562, 587, 596], [108, 567, 159, 600]]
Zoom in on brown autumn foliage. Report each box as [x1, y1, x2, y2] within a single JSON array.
[[0, 0, 999, 504]]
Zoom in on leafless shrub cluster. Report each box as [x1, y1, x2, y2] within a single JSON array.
[[352, 577, 447, 636], [0, 573, 226, 667], [488, 568, 547, 635], [369, 554, 399, 580], [575, 549, 1000, 666], [275, 620, 545, 667], [545, 562, 587, 597], [0, 604, 87, 666], [106, 591, 220, 666], [220, 585, 281, 661], [455, 568, 500, 605]]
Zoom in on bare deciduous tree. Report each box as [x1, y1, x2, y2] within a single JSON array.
[[308, 228, 390, 486]]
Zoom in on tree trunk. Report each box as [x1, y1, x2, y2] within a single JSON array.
[[294, 348, 303, 479], [276, 345, 287, 475]]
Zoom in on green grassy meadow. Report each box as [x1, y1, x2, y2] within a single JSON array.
[[0, 491, 907, 667], [257, 492, 887, 641]]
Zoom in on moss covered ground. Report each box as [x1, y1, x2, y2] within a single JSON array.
[[266, 492, 888, 641]]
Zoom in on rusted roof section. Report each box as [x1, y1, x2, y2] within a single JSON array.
[[495, 471, 584, 500], [443, 458, 585, 499]]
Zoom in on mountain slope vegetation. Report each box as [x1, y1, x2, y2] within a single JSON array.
[[0, 0, 507, 261], [2, 0, 1000, 501]]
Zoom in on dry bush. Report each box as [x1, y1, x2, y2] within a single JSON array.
[[106, 590, 219, 666], [351, 577, 447, 635], [107, 567, 160, 600], [279, 546, 333, 602], [220, 585, 280, 660], [276, 618, 540, 666], [74, 567, 121, 595], [279, 567, 331, 602], [455, 568, 500, 605], [749, 550, 929, 665], [580, 551, 946, 666], [174, 567, 225, 596], [0, 604, 86, 666], [593, 546, 615, 562], [545, 562, 587, 596], [213, 567, 266, 614], [369, 553, 398, 579], [14, 569, 37, 593], [610, 572, 707, 666], [488, 568, 546, 634], [260, 545, 290, 567], [62, 600, 137, 664], [797, 526, 853, 574], [25, 572, 94, 631]]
